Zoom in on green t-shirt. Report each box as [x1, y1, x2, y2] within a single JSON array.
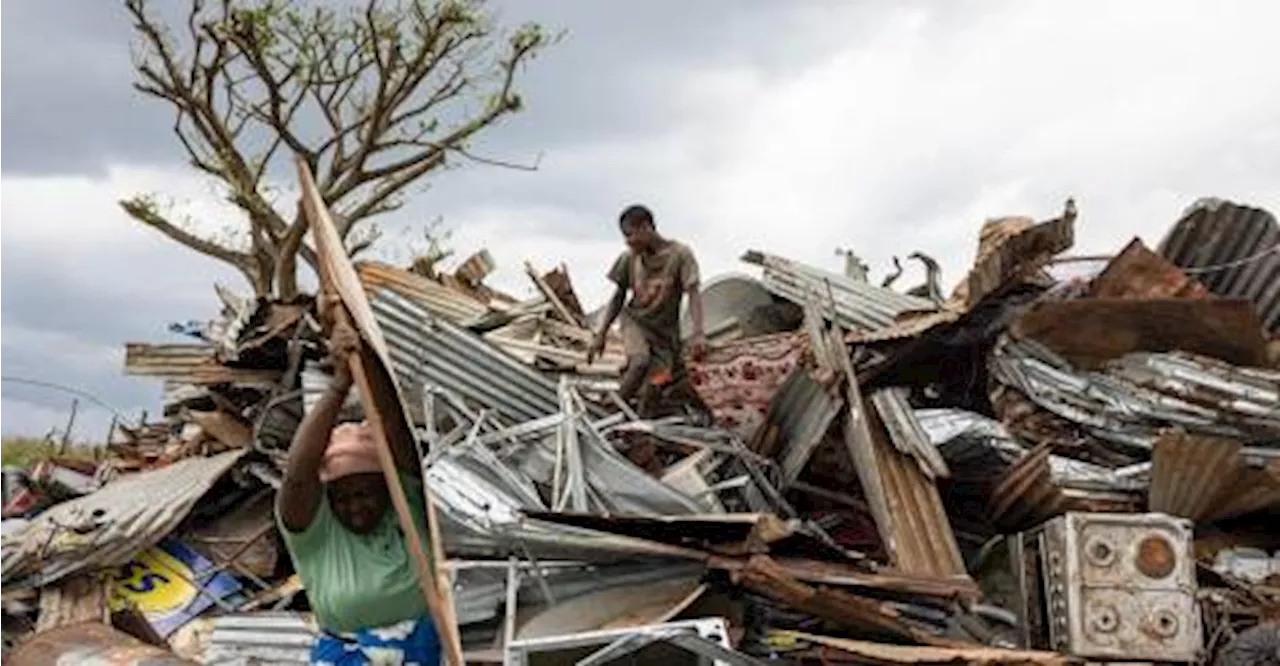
[[278, 472, 431, 633]]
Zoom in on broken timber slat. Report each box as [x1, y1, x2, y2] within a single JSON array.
[[296, 155, 465, 666]]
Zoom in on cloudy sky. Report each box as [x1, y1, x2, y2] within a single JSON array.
[[3, 0, 1278, 440]]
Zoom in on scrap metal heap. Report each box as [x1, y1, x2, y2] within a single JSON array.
[[3, 197, 1279, 664]]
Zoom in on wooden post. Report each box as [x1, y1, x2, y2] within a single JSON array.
[[295, 155, 465, 666]]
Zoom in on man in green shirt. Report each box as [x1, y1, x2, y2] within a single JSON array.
[[276, 318, 440, 665], [589, 204, 707, 410]]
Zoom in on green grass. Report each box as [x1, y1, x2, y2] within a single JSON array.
[[1, 438, 99, 469]]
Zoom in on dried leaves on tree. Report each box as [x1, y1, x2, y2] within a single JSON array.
[[121, 0, 550, 297]]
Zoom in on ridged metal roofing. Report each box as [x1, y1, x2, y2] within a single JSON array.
[[742, 251, 934, 333], [356, 261, 491, 324], [1, 449, 248, 588], [1157, 198, 1280, 332], [367, 287, 564, 424]]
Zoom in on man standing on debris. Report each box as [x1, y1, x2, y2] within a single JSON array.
[[589, 204, 707, 408], [277, 317, 440, 665]]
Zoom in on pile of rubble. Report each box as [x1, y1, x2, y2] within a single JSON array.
[[3, 195, 1279, 665]]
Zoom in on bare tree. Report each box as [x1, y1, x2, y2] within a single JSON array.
[[122, 0, 550, 297]]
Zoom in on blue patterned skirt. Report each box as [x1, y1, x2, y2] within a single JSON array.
[[312, 616, 440, 665]]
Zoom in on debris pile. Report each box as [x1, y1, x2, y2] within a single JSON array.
[[4, 195, 1279, 665]]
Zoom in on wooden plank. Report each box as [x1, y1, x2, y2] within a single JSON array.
[[525, 260, 586, 327], [296, 156, 465, 666]]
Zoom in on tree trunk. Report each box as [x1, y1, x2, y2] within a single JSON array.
[[274, 210, 310, 300], [275, 248, 299, 299]]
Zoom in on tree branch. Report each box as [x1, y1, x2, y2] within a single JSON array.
[[126, 0, 550, 297], [120, 196, 253, 269]]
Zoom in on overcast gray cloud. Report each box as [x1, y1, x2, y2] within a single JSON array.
[[3, 0, 1279, 440]]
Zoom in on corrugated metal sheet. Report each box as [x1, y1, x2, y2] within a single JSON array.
[[845, 308, 963, 345], [742, 251, 934, 333], [2, 449, 247, 588], [1149, 430, 1280, 523], [367, 287, 565, 425], [764, 368, 842, 486], [356, 261, 491, 324], [869, 389, 949, 480], [917, 409, 1147, 493], [1157, 198, 1280, 331], [124, 343, 281, 385], [989, 336, 1280, 451], [850, 394, 967, 579], [989, 445, 1144, 532], [427, 444, 700, 558], [988, 447, 1066, 530], [204, 612, 316, 665]]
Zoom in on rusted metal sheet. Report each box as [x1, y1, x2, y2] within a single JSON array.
[[355, 260, 491, 324], [828, 323, 966, 579], [767, 557, 979, 599], [989, 446, 1143, 532], [849, 393, 966, 579], [1011, 298, 1268, 370], [9, 622, 197, 665], [2, 449, 247, 588], [736, 555, 958, 646], [1090, 238, 1211, 299], [123, 343, 281, 386], [184, 490, 278, 579], [782, 631, 1071, 666], [299, 157, 465, 665], [845, 307, 963, 344], [1149, 430, 1280, 523], [523, 511, 793, 555], [1157, 198, 1280, 331], [989, 447, 1065, 531]]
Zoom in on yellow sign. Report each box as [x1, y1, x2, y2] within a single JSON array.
[[108, 539, 243, 637], [110, 546, 196, 616]]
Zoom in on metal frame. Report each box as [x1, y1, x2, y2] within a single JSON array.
[[504, 617, 766, 666]]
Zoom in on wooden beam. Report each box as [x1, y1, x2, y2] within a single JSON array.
[[296, 155, 465, 666]]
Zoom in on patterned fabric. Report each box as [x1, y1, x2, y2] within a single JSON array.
[[312, 616, 440, 665], [688, 332, 807, 440]]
